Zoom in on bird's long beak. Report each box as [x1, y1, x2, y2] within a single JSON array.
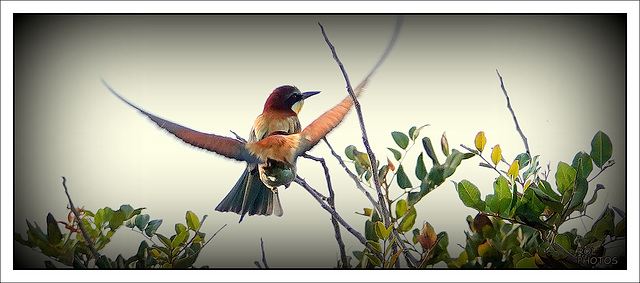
[[302, 91, 320, 100]]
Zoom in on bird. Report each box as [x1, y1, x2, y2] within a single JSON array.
[[102, 80, 358, 222], [216, 85, 319, 221]]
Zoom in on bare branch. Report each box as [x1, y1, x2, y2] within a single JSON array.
[[318, 22, 392, 222], [61, 177, 101, 262], [496, 70, 530, 154], [259, 237, 269, 269], [300, 153, 348, 268]]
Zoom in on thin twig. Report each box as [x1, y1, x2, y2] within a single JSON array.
[[319, 17, 418, 268], [318, 22, 391, 222], [300, 153, 349, 268], [259, 237, 269, 269], [229, 130, 247, 143], [61, 177, 101, 262], [323, 138, 381, 211], [294, 176, 384, 262], [496, 70, 530, 154]]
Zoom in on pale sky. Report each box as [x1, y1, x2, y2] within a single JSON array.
[[3, 2, 639, 282]]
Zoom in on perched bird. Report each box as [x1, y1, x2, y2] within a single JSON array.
[[103, 80, 357, 222], [216, 85, 319, 221]]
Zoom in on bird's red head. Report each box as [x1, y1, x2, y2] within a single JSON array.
[[263, 85, 320, 114]]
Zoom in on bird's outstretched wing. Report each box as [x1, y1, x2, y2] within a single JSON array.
[[295, 94, 355, 155], [102, 78, 260, 164]]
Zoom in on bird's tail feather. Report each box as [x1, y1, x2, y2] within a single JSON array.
[[215, 166, 283, 222]]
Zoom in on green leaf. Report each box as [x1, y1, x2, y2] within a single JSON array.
[[109, 210, 127, 230], [555, 162, 576, 194], [365, 252, 382, 266], [514, 152, 531, 168], [614, 218, 626, 237], [387, 148, 402, 161], [398, 206, 417, 233], [443, 149, 465, 178], [515, 257, 538, 268], [144, 219, 163, 237], [582, 184, 605, 212], [396, 165, 413, 189], [391, 131, 410, 149], [186, 211, 200, 231], [555, 234, 571, 251], [530, 186, 563, 213], [590, 207, 615, 240], [457, 180, 485, 211], [492, 176, 512, 215], [415, 153, 427, 180], [409, 124, 429, 140], [590, 131, 612, 168], [568, 177, 588, 211], [172, 231, 190, 247], [572, 151, 593, 179], [119, 204, 135, 219], [407, 192, 421, 206], [345, 145, 357, 160], [375, 222, 392, 240], [395, 199, 408, 219], [364, 220, 378, 241], [135, 214, 150, 231], [175, 223, 187, 235], [422, 137, 440, 165], [45, 213, 62, 245], [157, 233, 172, 248]]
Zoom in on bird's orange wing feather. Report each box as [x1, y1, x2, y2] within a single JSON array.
[[296, 94, 355, 155], [102, 79, 260, 164]]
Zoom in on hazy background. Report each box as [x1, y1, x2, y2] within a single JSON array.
[[11, 14, 628, 270]]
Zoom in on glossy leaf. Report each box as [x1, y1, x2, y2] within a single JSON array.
[[475, 131, 487, 152], [582, 184, 605, 212], [441, 132, 450, 156], [614, 217, 626, 237], [387, 148, 402, 161], [421, 137, 439, 165], [375, 222, 392, 240], [135, 214, 150, 231], [514, 152, 531, 168], [364, 220, 378, 241], [572, 151, 593, 179], [119, 204, 134, 219], [407, 192, 421, 206], [590, 207, 615, 240], [396, 165, 413, 189], [46, 213, 62, 245], [515, 257, 538, 268], [457, 180, 486, 211], [590, 131, 612, 168], [415, 153, 427, 180], [491, 145, 502, 166], [345, 145, 357, 160], [395, 199, 408, 219], [157, 233, 172, 248], [491, 176, 512, 215], [568, 177, 588, 211], [109, 210, 127, 230], [172, 231, 190, 248], [144, 219, 162, 237], [443, 149, 465, 178], [186, 211, 200, 231], [555, 162, 576, 194], [409, 124, 429, 141], [391, 131, 410, 149], [175, 223, 187, 235], [398, 206, 417, 233], [477, 241, 501, 263]]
